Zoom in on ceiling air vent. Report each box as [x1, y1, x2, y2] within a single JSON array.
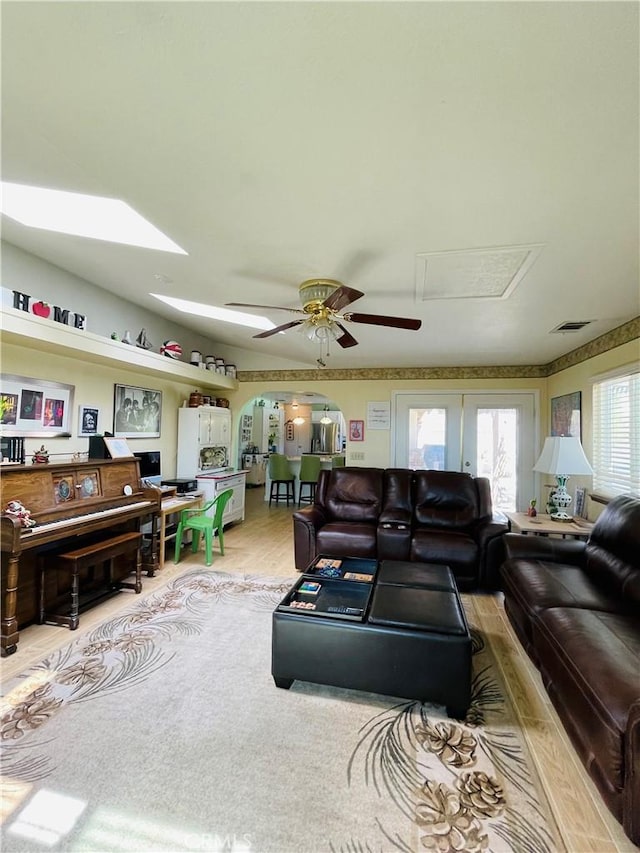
[[551, 320, 594, 333]]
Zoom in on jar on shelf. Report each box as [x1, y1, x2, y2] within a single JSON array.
[[225, 364, 237, 378], [189, 390, 203, 408]]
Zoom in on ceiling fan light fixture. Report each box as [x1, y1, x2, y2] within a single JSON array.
[[299, 279, 341, 311], [300, 316, 340, 342]]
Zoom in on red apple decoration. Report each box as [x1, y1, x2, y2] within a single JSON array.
[[32, 301, 51, 319]]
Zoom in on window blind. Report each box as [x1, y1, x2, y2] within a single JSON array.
[[592, 368, 640, 497]]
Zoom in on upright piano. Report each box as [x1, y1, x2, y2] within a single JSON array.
[[0, 457, 161, 656]]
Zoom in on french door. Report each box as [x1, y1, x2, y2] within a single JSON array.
[[392, 392, 537, 511]]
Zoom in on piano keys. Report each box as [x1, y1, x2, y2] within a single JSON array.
[[1, 457, 161, 656]]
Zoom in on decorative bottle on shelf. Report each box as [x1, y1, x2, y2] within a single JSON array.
[[189, 390, 203, 408]]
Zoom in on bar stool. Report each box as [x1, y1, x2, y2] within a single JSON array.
[[268, 454, 295, 506], [297, 454, 322, 507]]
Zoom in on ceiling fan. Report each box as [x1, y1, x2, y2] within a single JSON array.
[[227, 278, 422, 350]]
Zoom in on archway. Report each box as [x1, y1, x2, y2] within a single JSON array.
[[236, 390, 345, 491]]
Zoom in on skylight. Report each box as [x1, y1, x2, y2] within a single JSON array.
[[150, 293, 275, 331], [0, 182, 187, 254]]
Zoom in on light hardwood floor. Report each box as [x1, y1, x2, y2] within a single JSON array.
[[1, 488, 636, 852]]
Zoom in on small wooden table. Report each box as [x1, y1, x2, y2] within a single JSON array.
[[159, 493, 203, 568], [505, 511, 593, 540]]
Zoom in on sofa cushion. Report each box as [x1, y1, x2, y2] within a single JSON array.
[[533, 607, 640, 802], [410, 530, 478, 586], [500, 559, 626, 660], [316, 522, 378, 559], [501, 559, 625, 615], [323, 468, 384, 524], [412, 470, 479, 529]]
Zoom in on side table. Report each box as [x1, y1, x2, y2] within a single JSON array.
[[505, 511, 593, 540]]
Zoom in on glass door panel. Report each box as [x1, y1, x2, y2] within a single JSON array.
[[393, 392, 536, 511], [395, 394, 462, 471]]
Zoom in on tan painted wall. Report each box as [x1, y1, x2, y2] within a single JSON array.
[[3, 334, 637, 508], [1, 341, 195, 475], [229, 376, 547, 469], [544, 339, 639, 518]]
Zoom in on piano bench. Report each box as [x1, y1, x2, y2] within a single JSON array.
[[39, 531, 143, 630]]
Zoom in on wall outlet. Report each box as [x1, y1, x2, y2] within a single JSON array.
[[350, 451, 365, 461]]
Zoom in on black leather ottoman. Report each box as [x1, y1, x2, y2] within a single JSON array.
[[272, 561, 471, 718]]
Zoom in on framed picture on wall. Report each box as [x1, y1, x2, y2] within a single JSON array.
[[113, 384, 162, 439], [0, 374, 74, 437], [78, 405, 99, 436], [349, 419, 365, 442], [551, 391, 581, 439], [285, 421, 295, 442]]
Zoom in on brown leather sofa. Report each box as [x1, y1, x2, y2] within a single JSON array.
[[293, 467, 509, 590], [500, 494, 640, 845]]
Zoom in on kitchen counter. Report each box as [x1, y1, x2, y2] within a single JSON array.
[[196, 470, 248, 524], [263, 455, 340, 502], [285, 455, 336, 464], [197, 468, 249, 480]]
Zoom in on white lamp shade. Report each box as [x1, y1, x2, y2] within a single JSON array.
[[533, 436, 593, 476]]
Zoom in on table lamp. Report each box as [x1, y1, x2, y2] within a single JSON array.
[[533, 436, 593, 521]]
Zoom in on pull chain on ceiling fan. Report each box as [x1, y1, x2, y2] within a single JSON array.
[[227, 278, 421, 358]]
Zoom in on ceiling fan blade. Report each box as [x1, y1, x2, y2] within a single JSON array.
[[323, 285, 365, 313], [346, 312, 422, 331], [226, 302, 305, 315], [335, 322, 359, 348], [252, 319, 304, 339]]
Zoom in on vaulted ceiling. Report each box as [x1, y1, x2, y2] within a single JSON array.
[[1, 1, 638, 370]]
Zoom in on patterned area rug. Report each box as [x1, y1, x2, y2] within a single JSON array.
[[1, 571, 563, 852]]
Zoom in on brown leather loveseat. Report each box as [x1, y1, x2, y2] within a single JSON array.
[[500, 494, 640, 845], [293, 467, 508, 590]]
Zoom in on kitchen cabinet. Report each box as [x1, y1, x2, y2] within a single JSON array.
[[197, 471, 247, 525], [177, 407, 231, 478]]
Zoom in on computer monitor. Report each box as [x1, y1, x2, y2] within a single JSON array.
[[134, 451, 162, 484]]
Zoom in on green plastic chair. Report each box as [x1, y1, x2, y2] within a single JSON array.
[[174, 489, 233, 566], [297, 454, 322, 506], [332, 455, 345, 468], [268, 453, 295, 506]]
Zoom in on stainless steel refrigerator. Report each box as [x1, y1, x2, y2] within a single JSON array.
[[311, 421, 338, 454]]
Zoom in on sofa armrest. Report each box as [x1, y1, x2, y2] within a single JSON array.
[[292, 505, 328, 571], [473, 512, 510, 590], [474, 511, 510, 547], [624, 698, 640, 843], [502, 532, 586, 565]]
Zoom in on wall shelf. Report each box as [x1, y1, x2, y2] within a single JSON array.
[[0, 307, 238, 393]]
